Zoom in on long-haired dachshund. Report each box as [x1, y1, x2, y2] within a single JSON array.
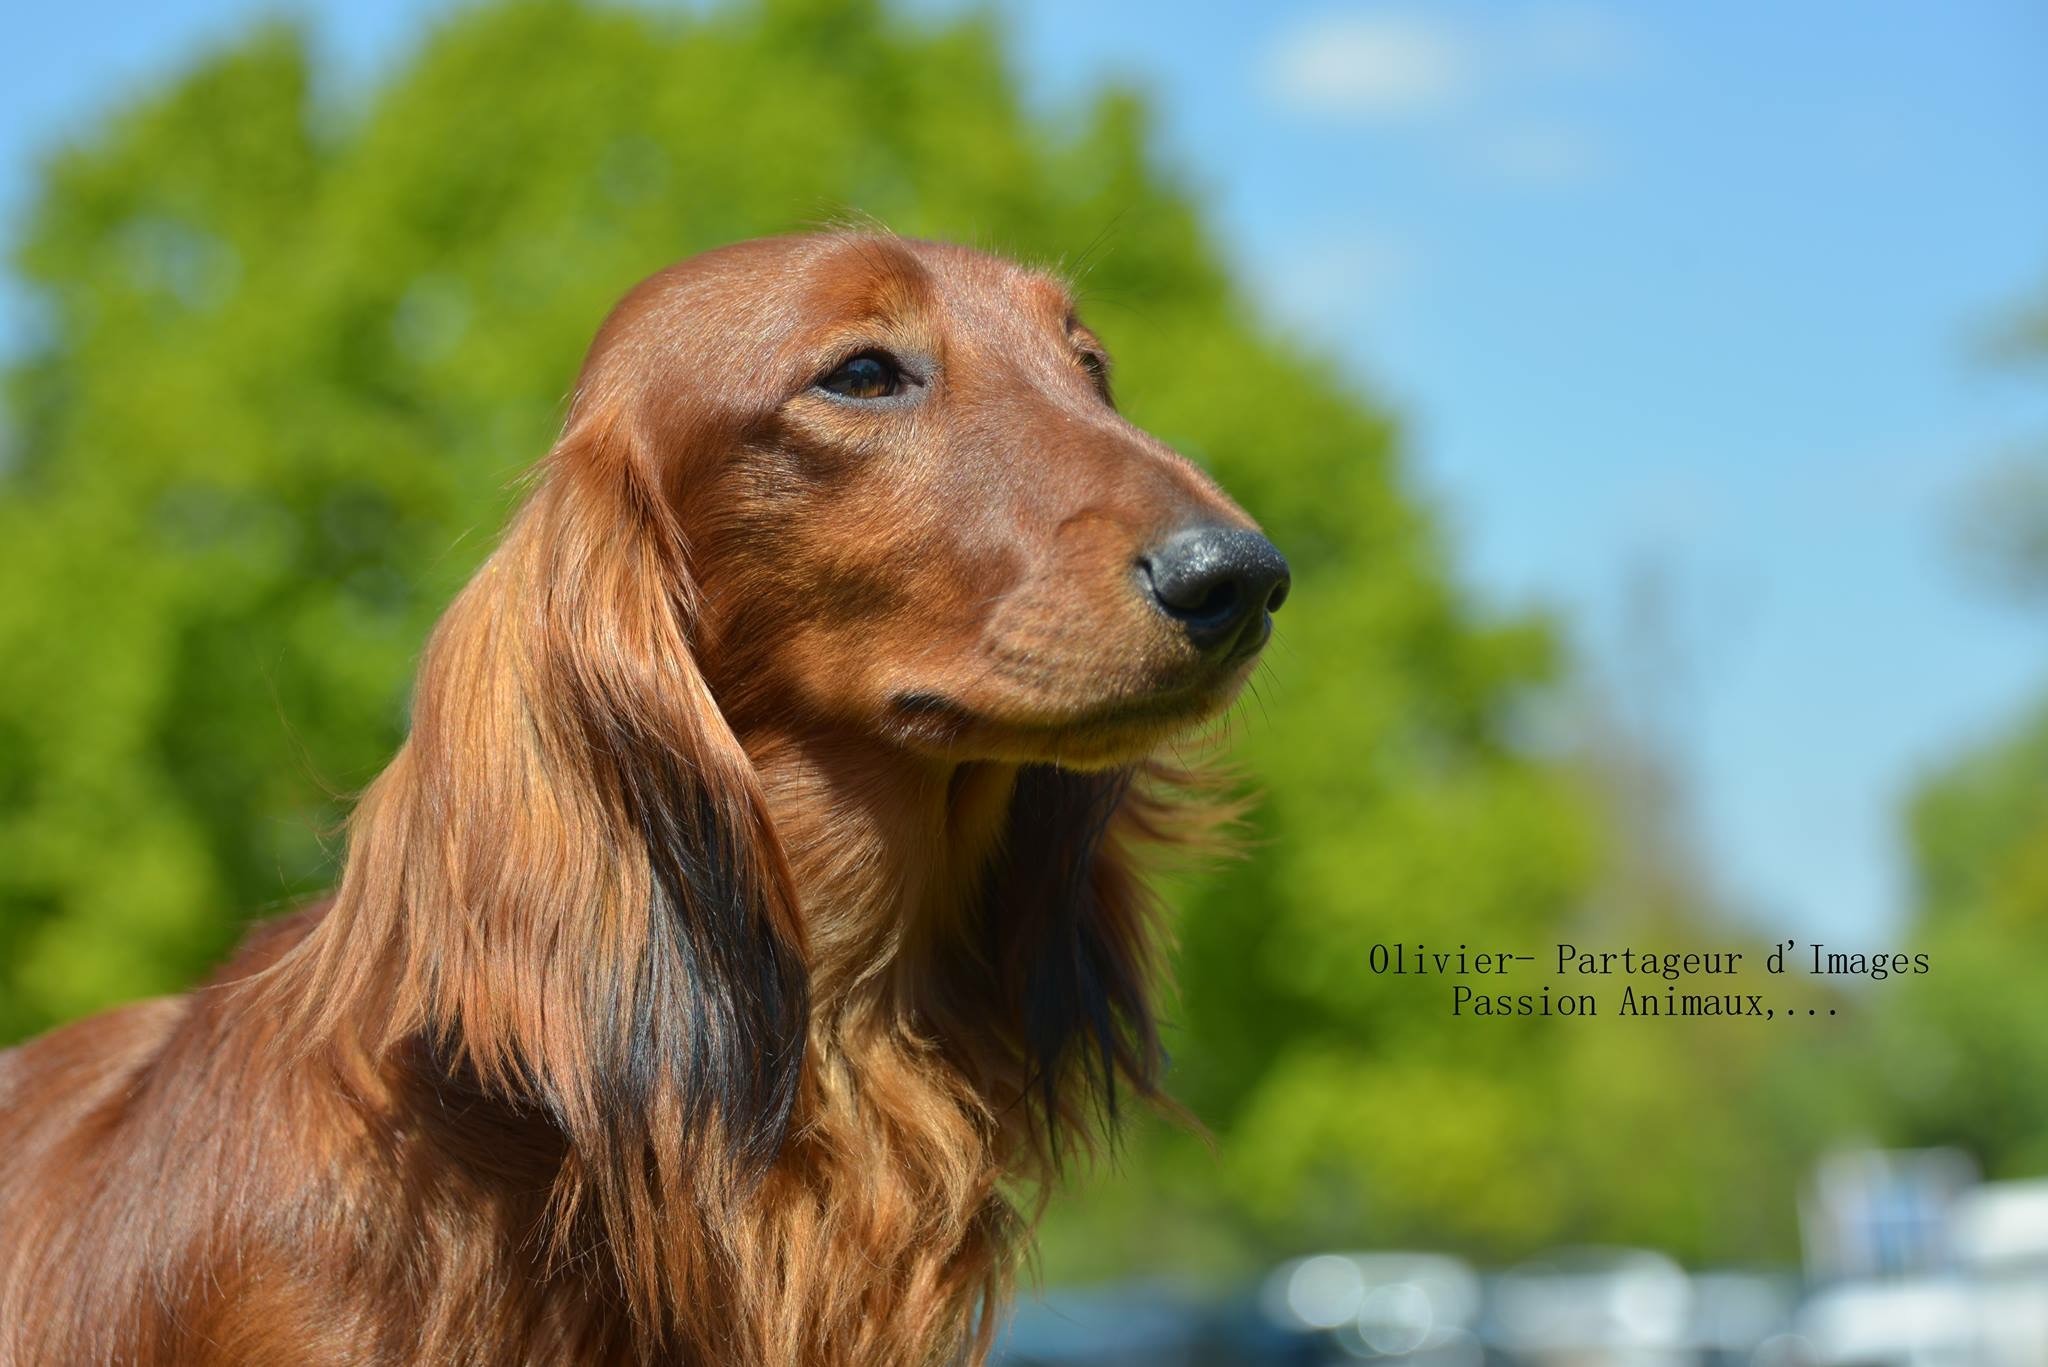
[[0, 233, 1288, 1365]]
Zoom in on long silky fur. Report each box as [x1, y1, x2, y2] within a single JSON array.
[[0, 237, 1248, 1367], [246, 406, 813, 1339]]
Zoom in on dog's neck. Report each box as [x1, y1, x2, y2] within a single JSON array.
[[709, 724, 1030, 1360], [738, 723, 1019, 1014]]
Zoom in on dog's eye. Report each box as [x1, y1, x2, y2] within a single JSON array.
[[1076, 348, 1112, 401], [817, 352, 903, 400]]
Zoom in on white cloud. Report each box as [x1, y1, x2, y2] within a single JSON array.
[[1257, 230, 1421, 334], [1262, 12, 1472, 120], [1259, 6, 1643, 188]]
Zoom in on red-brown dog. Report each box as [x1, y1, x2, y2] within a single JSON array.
[[0, 233, 1287, 1365]]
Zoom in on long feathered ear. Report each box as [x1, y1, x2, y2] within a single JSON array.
[[972, 762, 1235, 1170], [263, 403, 807, 1297], [516, 406, 809, 1185]]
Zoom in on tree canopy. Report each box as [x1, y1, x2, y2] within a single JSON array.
[[1861, 274, 2048, 1179]]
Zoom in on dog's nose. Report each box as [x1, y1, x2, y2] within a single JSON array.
[[1139, 525, 1291, 656]]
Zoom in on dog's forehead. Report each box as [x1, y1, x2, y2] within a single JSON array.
[[580, 235, 1084, 407], [905, 240, 1074, 322], [794, 235, 1076, 338], [625, 235, 1077, 338]]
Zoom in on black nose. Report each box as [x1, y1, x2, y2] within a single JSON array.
[[1139, 525, 1291, 655]]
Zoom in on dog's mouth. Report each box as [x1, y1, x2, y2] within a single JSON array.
[[885, 660, 1253, 767]]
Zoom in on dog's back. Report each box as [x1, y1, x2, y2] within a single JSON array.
[[2, 913, 332, 1364], [0, 906, 639, 1366]]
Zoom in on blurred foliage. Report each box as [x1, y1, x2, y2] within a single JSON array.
[[1870, 273, 2048, 1177], [1861, 700, 2048, 1175], [1952, 450, 2048, 605], [0, 0, 1900, 1280]]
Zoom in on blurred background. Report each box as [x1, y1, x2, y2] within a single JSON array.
[[3, 1, 2046, 1362]]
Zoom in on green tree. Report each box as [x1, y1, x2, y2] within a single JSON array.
[[1854, 700, 2048, 1176], [1858, 267, 2048, 1178], [1, 0, 1832, 1277]]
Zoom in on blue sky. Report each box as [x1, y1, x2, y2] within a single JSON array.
[[7, 1, 2046, 941]]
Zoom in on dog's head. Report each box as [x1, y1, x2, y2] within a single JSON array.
[[564, 233, 1287, 768]]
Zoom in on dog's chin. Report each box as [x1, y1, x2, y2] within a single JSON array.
[[885, 662, 1254, 769]]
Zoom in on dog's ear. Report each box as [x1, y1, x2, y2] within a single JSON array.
[[293, 401, 808, 1193], [259, 400, 805, 1320], [977, 766, 1166, 1167], [963, 761, 1237, 1170], [532, 406, 809, 1173]]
